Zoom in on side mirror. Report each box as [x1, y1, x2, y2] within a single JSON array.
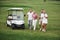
[[24, 14, 26, 17]]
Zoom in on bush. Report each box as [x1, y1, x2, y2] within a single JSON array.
[[51, 0, 60, 1]]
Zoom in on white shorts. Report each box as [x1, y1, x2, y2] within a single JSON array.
[[42, 19, 48, 25], [32, 19, 37, 27]]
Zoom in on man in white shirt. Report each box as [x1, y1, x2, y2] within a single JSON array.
[[27, 9, 33, 29]]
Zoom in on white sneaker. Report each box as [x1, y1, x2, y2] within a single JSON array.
[[40, 28, 42, 31], [42, 29, 46, 32], [33, 28, 35, 31]]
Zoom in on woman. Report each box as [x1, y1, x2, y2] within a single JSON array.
[[39, 9, 48, 32], [32, 11, 38, 30]]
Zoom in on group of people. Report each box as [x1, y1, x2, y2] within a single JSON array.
[[26, 9, 48, 32]]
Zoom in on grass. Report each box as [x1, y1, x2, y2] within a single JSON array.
[[0, 0, 60, 40]]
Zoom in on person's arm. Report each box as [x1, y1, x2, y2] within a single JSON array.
[[38, 14, 40, 19], [26, 12, 28, 17], [41, 14, 43, 19], [39, 17, 40, 19], [45, 14, 48, 19], [36, 14, 38, 19], [45, 17, 48, 18]]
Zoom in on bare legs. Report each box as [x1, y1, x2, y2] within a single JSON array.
[[39, 21, 42, 31], [40, 23, 47, 32], [42, 23, 47, 32], [33, 19, 37, 31]]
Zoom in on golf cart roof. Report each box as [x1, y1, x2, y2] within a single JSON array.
[[8, 8, 24, 11]]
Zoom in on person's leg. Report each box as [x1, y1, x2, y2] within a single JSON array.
[[44, 24, 47, 31], [40, 21, 42, 31], [41, 23, 44, 31], [42, 23, 47, 32], [33, 20, 35, 30], [42, 23, 44, 30], [32, 19, 34, 30], [31, 20, 33, 29], [42, 19, 48, 32], [29, 20, 32, 30], [33, 20, 37, 30], [33, 25, 36, 30], [28, 20, 30, 29]]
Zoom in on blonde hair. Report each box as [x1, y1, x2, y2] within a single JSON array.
[[41, 9, 46, 13]]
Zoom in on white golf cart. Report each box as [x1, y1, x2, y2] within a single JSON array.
[[7, 8, 25, 29]]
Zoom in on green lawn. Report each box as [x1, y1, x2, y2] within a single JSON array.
[[0, 0, 60, 40]]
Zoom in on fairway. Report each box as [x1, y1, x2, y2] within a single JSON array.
[[0, 0, 60, 40]]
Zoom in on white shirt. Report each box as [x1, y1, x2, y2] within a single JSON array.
[[27, 12, 33, 20], [40, 13, 48, 21]]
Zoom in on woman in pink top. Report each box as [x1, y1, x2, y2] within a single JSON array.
[[32, 11, 38, 30]]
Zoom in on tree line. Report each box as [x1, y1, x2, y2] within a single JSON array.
[[51, 0, 60, 1]]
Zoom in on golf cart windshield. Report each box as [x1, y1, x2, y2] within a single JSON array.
[[8, 8, 24, 20], [12, 11, 24, 20]]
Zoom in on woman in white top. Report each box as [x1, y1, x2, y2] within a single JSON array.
[[39, 9, 48, 32]]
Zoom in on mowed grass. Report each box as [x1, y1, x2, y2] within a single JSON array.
[[0, 0, 60, 40]]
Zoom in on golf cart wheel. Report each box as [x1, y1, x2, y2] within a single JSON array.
[[22, 24, 25, 29], [11, 24, 15, 29], [7, 24, 10, 27]]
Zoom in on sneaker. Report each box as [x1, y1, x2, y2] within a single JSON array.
[[42, 29, 46, 32], [40, 28, 42, 31]]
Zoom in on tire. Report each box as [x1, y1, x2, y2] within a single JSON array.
[[22, 24, 25, 29], [11, 24, 15, 29], [7, 24, 10, 27]]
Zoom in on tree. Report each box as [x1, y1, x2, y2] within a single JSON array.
[[51, 0, 60, 1], [44, 0, 46, 2]]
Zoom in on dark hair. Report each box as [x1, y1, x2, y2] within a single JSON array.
[[8, 14, 12, 16]]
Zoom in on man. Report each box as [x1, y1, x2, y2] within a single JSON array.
[[27, 9, 33, 29], [32, 11, 38, 30]]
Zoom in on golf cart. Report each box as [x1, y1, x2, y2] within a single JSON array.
[[7, 8, 25, 29]]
